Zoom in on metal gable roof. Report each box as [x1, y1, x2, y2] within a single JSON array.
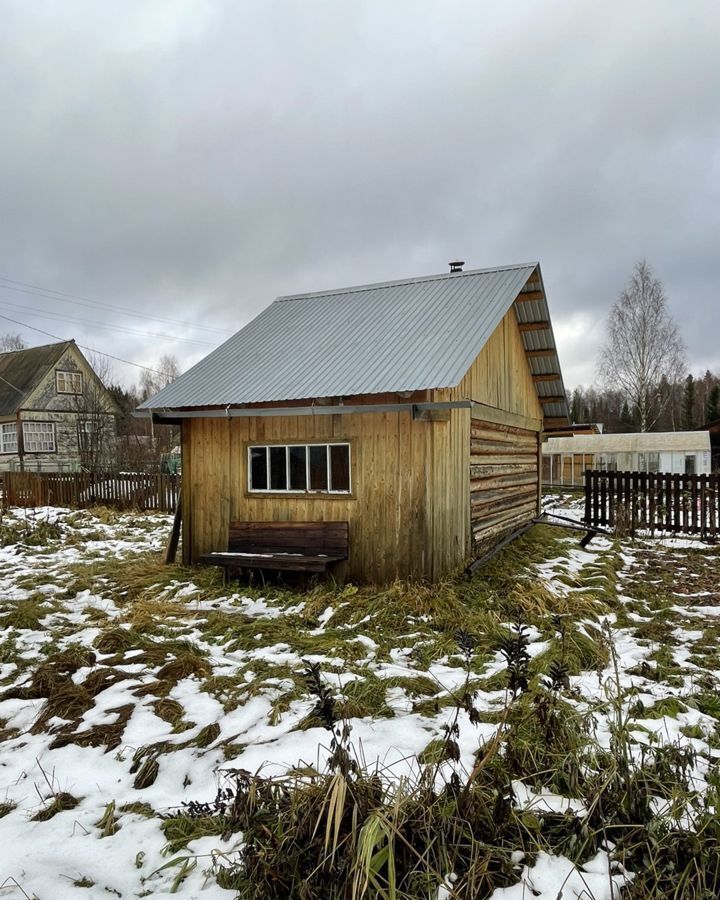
[[139, 263, 565, 412]]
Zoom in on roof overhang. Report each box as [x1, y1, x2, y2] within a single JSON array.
[[513, 270, 570, 428], [134, 399, 474, 426]]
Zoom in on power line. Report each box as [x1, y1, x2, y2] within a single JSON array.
[[0, 274, 233, 337], [0, 297, 217, 347], [0, 312, 168, 376]]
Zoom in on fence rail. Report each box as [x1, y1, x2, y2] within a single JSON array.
[[2, 471, 181, 513], [584, 470, 719, 539]]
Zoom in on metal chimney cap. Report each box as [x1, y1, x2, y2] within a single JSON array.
[[449, 260, 465, 273]]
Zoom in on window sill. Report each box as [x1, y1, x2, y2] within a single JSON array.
[[245, 491, 356, 501]]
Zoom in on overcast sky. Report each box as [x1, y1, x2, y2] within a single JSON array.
[[1, 0, 718, 392]]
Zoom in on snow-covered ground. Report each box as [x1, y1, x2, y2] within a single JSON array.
[[0, 503, 718, 898]]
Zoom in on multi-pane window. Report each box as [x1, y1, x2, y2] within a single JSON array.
[[56, 370, 83, 394], [78, 420, 95, 451], [0, 423, 17, 454], [248, 443, 351, 493], [22, 421, 56, 452]]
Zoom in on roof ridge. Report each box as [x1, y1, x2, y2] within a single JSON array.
[[274, 262, 539, 303], [0, 339, 71, 359]]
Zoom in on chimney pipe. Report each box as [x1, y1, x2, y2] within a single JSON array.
[[449, 260, 465, 273]]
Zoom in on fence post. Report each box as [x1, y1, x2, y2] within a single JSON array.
[[584, 469, 592, 525]]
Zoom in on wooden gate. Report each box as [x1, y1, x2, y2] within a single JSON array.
[[584, 470, 719, 539]]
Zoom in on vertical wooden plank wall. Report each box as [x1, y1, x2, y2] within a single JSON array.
[[183, 409, 444, 583], [451, 306, 543, 421]]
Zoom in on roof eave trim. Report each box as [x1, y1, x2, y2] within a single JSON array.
[[134, 400, 473, 422]]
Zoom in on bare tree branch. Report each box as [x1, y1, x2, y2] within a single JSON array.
[[0, 333, 27, 352], [598, 261, 686, 431]]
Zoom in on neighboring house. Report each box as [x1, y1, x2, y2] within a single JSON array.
[[542, 431, 712, 487], [0, 341, 119, 473], [138, 262, 569, 583]]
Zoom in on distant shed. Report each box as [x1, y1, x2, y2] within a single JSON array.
[[138, 263, 569, 583], [543, 431, 712, 487]]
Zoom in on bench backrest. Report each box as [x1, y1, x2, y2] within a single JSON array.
[[228, 521, 349, 558]]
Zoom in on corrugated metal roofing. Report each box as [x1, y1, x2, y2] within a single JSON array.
[[543, 432, 711, 454], [0, 341, 71, 417], [139, 263, 568, 419]]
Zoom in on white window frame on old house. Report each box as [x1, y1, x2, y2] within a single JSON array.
[[56, 370, 83, 394], [0, 423, 17, 454], [247, 443, 351, 494], [22, 421, 56, 453], [78, 419, 96, 452]]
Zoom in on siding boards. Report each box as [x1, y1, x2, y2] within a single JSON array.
[[470, 418, 539, 549], [451, 306, 542, 422], [181, 297, 545, 583], [183, 410, 444, 583]]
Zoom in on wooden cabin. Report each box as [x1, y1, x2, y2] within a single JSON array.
[[137, 263, 569, 583]]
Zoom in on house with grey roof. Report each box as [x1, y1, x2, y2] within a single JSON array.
[[0, 341, 119, 473], [138, 262, 569, 582]]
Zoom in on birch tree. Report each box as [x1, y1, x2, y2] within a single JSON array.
[[598, 261, 686, 432]]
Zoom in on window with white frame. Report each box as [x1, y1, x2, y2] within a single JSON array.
[[56, 370, 83, 394], [248, 443, 351, 493], [22, 421, 56, 452], [78, 419, 96, 451], [0, 423, 17, 454]]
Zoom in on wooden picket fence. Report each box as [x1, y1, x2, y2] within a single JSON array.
[[2, 470, 181, 513], [584, 470, 719, 539]]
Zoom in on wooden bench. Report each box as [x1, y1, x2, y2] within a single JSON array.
[[200, 521, 349, 582]]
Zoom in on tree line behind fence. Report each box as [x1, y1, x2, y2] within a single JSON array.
[[585, 470, 718, 539], [2, 471, 181, 513]]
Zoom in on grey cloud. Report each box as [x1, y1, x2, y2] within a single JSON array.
[[0, 0, 718, 387]]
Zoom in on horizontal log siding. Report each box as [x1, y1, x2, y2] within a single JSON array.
[[470, 419, 540, 549], [181, 410, 468, 584]]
